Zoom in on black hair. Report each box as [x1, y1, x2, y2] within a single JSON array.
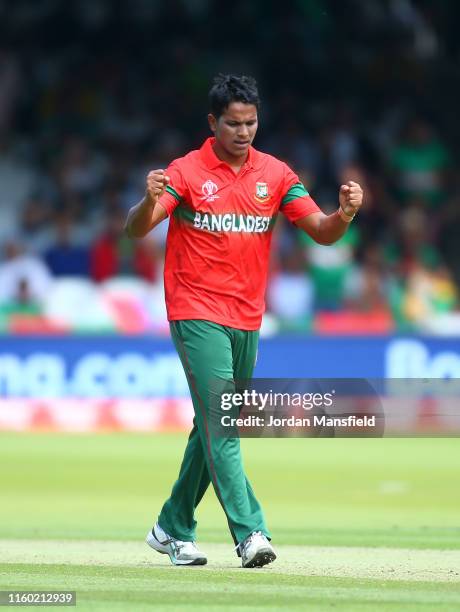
[[209, 74, 260, 118]]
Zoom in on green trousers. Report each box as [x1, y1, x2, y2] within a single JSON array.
[[158, 319, 270, 547]]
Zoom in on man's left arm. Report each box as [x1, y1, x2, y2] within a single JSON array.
[[295, 181, 364, 245]]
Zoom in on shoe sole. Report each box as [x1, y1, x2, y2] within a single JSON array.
[[243, 548, 277, 568], [146, 531, 207, 566]]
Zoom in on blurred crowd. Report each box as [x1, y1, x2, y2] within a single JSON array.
[[1, 0, 460, 335]]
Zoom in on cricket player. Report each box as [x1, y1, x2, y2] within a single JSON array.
[[125, 74, 363, 568]]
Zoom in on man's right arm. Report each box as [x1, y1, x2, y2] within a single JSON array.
[[124, 169, 170, 238]]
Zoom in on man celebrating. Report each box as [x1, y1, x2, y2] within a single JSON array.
[[125, 74, 363, 568]]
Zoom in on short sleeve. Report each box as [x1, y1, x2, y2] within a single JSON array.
[[280, 164, 321, 223], [158, 160, 188, 216]]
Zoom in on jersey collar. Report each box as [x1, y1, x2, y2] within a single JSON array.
[[200, 137, 255, 170]]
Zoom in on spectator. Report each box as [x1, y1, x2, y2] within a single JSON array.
[[90, 207, 157, 282], [389, 118, 451, 206], [0, 241, 52, 304], [385, 201, 442, 277], [44, 213, 91, 277], [0, 278, 42, 318], [268, 247, 314, 331], [344, 245, 392, 314], [299, 202, 360, 311], [0, 135, 36, 242], [19, 195, 53, 254], [57, 136, 107, 204], [403, 262, 458, 328]]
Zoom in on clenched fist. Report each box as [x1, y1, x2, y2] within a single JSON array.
[[146, 169, 170, 203], [339, 180, 363, 218]]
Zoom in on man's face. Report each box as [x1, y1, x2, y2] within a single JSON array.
[[208, 102, 258, 159]]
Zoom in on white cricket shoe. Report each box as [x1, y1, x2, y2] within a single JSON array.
[[238, 531, 276, 568], [146, 522, 207, 566]]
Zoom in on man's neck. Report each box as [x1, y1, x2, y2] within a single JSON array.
[[212, 140, 247, 173]]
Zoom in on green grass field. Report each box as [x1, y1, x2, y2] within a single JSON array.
[[1, 433, 459, 610]]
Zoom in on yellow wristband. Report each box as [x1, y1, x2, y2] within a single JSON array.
[[338, 206, 355, 223]]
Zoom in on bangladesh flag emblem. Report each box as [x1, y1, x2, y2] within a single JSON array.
[[255, 182, 270, 202]]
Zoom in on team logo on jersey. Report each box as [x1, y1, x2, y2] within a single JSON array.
[[254, 182, 270, 202], [201, 179, 219, 202]]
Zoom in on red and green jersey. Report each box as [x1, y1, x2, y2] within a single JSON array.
[[159, 137, 320, 330]]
